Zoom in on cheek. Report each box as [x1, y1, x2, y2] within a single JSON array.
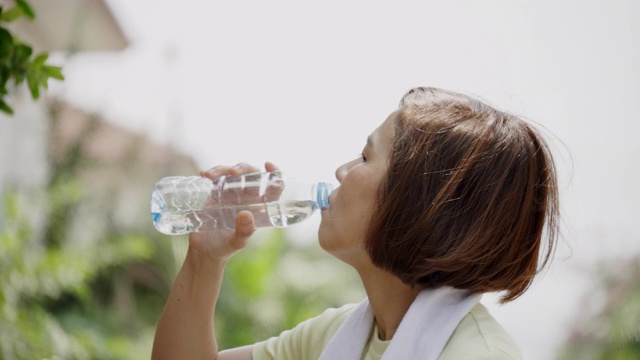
[[318, 208, 364, 252]]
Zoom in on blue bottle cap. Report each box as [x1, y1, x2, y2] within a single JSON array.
[[316, 182, 333, 209]]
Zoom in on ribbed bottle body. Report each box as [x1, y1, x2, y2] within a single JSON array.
[[151, 171, 332, 235]]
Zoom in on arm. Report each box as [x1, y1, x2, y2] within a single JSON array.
[[152, 244, 250, 360], [151, 162, 278, 360]]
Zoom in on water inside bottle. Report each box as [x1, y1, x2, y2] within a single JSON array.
[[267, 200, 318, 227], [152, 200, 319, 235]]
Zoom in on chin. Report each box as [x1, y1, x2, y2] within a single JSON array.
[[317, 225, 340, 255], [317, 226, 331, 252]]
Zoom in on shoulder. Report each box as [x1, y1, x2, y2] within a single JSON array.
[[298, 302, 357, 341], [316, 303, 358, 328], [252, 303, 358, 360], [440, 303, 523, 360]]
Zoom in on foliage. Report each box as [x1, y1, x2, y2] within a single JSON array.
[[216, 229, 364, 349], [0, 0, 64, 115], [557, 256, 640, 360], [0, 188, 158, 359], [0, 106, 175, 359]]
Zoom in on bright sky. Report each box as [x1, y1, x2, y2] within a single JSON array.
[[53, 1, 640, 358]]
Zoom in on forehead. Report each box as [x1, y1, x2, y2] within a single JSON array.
[[368, 111, 397, 149]]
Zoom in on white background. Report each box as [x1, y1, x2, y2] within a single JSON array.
[[53, 1, 640, 358]]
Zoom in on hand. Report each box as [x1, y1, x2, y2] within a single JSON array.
[[187, 161, 280, 262]]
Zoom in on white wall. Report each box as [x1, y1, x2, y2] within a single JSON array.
[[0, 89, 50, 191]]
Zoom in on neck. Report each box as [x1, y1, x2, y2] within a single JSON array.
[[357, 267, 423, 340]]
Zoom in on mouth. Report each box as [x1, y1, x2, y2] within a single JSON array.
[[322, 194, 333, 211]]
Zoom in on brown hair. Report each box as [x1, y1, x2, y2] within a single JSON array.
[[366, 87, 559, 303]]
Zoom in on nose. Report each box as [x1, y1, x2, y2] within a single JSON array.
[[335, 158, 359, 183]]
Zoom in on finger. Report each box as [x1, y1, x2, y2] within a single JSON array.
[[200, 165, 234, 181], [200, 162, 262, 181], [229, 162, 261, 177], [264, 161, 280, 172], [264, 163, 284, 202]]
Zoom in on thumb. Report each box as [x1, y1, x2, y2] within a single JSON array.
[[231, 211, 255, 248]]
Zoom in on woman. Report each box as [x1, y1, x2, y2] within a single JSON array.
[[151, 87, 559, 360]]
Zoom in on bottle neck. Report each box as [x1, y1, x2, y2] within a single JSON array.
[[315, 182, 333, 209]]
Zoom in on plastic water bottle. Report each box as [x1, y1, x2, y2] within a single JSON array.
[[151, 170, 334, 235]]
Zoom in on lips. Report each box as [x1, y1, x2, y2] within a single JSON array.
[[323, 194, 334, 211]]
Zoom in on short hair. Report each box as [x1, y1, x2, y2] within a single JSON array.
[[366, 87, 559, 303]]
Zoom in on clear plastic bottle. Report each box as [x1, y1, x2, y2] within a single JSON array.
[[151, 170, 333, 235]]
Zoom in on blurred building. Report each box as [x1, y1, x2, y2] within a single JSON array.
[[0, 0, 128, 53], [0, 0, 128, 189], [50, 101, 199, 237], [0, 0, 197, 234]]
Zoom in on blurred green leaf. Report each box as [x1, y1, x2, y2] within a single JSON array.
[[0, 27, 13, 59], [15, 0, 35, 20], [0, 99, 13, 114], [1, 7, 24, 22], [27, 72, 39, 98], [32, 52, 47, 68], [42, 65, 64, 80], [12, 42, 31, 61], [10, 43, 32, 86], [227, 229, 285, 298], [0, 0, 64, 117]]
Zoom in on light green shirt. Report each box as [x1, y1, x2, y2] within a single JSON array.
[[252, 303, 522, 360]]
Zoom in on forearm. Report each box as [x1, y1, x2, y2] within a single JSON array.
[[152, 246, 227, 360], [152, 162, 269, 360]]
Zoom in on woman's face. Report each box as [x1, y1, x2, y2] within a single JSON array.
[[318, 111, 396, 265]]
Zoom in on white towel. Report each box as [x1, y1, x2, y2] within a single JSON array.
[[318, 287, 482, 360]]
